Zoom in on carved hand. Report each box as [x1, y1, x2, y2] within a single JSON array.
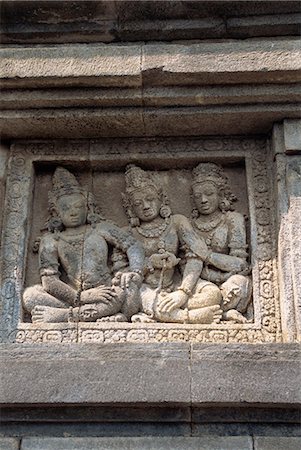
[[113, 271, 143, 289], [149, 252, 180, 270], [157, 290, 188, 314], [80, 286, 118, 306]]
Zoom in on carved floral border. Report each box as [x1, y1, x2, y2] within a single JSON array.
[[0, 138, 281, 343]]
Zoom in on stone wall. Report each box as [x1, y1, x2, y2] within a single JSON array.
[[0, 2, 300, 449]]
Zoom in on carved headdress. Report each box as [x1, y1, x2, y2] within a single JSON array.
[[124, 164, 159, 195], [192, 163, 227, 188], [50, 167, 86, 203], [47, 167, 102, 231], [123, 164, 171, 226], [192, 162, 237, 213]]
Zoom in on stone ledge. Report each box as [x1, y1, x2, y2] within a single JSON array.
[[1, 1, 300, 44], [0, 343, 191, 406], [0, 438, 19, 450], [254, 437, 301, 450], [0, 44, 142, 89], [191, 344, 301, 406], [1, 40, 300, 89], [1, 85, 300, 110], [1, 103, 300, 139], [20, 436, 253, 450], [0, 343, 300, 407]]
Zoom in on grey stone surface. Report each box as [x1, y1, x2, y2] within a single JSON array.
[[0, 438, 19, 450], [1, 344, 300, 406], [0, 422, 192, 438], [284, 119, 301, 153], [191, 344, 301, 405], [142, 104, 301, 137], [0, 343, 190, 405], [1, 1, 300, 44], [2, 84, 299, 110], [1, 103, 300, 139], [227, 13, 301, 38], [20, 436, 253, 450], [0, 406, 191, 423], [0, 143, 9, 237], [1, 40, 300, 90], [272, 122, 301, 342], [0, 108, 145, 139], [142, 85, 301, 108], [142, 40, 301, 86], [192, 407, 301, 424], [192, 423, 301, 437], [0, 88, 143, 109], [0, 44, 142, 89], [254, 437, 301, 450]]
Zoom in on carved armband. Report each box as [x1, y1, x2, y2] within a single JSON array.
[[177, 286, 192, 297]]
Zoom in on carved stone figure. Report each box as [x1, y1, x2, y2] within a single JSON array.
[[191, 163, 252, 323], [118, 164, 223, 324], [22, 167, 144, 323]]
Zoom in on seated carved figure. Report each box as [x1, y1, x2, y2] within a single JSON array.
[[116, 164, 223, 324], [191, 163, 252, 323], [23, 167, 144, 323]]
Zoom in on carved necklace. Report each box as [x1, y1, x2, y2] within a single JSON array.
[[135, 218, 170, 238], [193, 211, 224, 232], [59, 231, 86, 250]]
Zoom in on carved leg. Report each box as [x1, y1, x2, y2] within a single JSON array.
[[31, 305, 70, 323], [223, 309, 248, 323], [77, 285, 125, 322], [156, 304, 222, 324], [185, 280, 223, 324], [131, 284, 158, 322], [121, 282, 141, 320], [189, 279, 222, 308], [23, 284, 69, 313]]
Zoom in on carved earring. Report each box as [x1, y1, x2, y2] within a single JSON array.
[[130, 216, 140, 227], [159, 204, 171, 219], [191, 208, 199, 219], [219, 198, 230, 212], [159, 193, 172, 219], [47, 216, 64, 233]]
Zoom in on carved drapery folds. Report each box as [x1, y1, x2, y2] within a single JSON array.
[[0, 138, 281, 343]]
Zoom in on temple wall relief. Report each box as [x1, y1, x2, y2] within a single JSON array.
[[0, 138, 283, 343]]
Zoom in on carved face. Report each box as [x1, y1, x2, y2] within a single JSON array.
[[193, 181, 220, 215], [220, 280, 241, 308], [130, 187, 161, 223], [56, 193, 88, 228]]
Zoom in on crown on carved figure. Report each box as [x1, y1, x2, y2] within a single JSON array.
[[51, 167, 85, 202], [125, 164, 158, 195], [192, 162, 227, 187]]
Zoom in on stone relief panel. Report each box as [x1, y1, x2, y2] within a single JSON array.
[[0, 139, 281, 343]]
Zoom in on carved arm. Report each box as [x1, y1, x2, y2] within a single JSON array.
[[206, 252, 248, 273], [41, 274, 77, 306]]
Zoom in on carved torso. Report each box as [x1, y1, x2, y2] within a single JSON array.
[[39, 221, 140, 291], [131, 216, 180, 289], [193, 211, 248, 258]]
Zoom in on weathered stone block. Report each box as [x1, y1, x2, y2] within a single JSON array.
[[142, 40, 301, 86], [0, 438, 20, 450], [191, 344, 301, 405], [0, 44, 142, 88], [254, 436, 301, 450], [20, 436, 253, 450], [0, 344, 191, 405]]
